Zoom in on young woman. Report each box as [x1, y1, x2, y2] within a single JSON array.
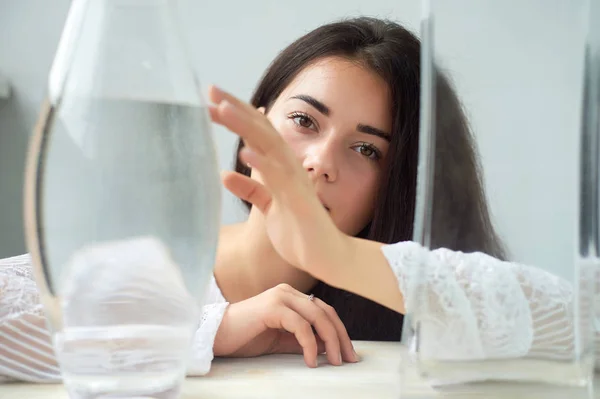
[[0, 17, 509, 382], [210, 71, 596, 375], [217, 16, 505, 343]]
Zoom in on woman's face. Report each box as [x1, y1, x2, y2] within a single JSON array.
[[263, 56, 392, 235]]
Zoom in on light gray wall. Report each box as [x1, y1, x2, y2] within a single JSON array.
[[0, 1, 70, 258], [0, 1, 589, 279]]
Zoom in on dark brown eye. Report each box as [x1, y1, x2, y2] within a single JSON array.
[[352, 143, 382, 161], [359, 145, 374, 157], [289, 112, 317, 131], [294, 115, 313, 128]]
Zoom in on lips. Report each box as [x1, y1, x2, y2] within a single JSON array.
[[317, 193, 330, 212], [319, 197, 330, 212]]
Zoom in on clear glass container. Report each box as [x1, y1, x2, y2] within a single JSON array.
[[23, 0, 221, 398], [402, 0, 600, 397]]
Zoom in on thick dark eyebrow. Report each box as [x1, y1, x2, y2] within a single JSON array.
[[357, 124, 391, 142], [290, 94, 391, 142], [289, 95, 330, 116]]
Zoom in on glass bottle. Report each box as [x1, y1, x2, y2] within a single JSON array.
[[23, 1, 221, 398], [403, 0, 599, 397]]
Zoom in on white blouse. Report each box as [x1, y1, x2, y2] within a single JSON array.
[[382, 242, 598, 361], [1, 241, 598, 383]]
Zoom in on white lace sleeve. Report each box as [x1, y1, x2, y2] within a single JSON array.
[[0, 253, 229, 382], [186, 276, 229, 376], [381, 241, 596, 364]]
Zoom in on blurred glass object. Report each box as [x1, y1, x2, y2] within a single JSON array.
[[404, 0, 600, 396], [23, 0, 221, 398]]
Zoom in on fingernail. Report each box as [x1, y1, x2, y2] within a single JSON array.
[[338, 353, 343, 365], [313, 359, 319, 368], [207, 85, 220, 100], [353, 350, 360, 362]]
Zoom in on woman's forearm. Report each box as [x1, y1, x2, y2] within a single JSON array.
[[332, 236, 405, 314]]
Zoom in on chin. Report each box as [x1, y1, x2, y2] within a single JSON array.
[[337, 223, 362, 237], [330, 210, 371, 236], [345, 220, 373, 238]]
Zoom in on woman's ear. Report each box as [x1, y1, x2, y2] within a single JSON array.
[[257, 106, 266, 115]]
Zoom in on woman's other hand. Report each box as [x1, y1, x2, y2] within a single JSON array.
[[213, 284, 358, 367]]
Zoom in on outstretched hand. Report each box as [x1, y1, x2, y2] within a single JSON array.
[[208, 85, 348, 285]]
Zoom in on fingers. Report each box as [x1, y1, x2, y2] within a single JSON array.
[[260, 285, 357, 368], [282, 287, 358, 364], [208, 85, 256, 115], [271, 307, 319, 368], [214, 104, 299, 193], [221, 170, 273, 214], [238, 147, 264, 170], [208, 86, 284, 157], [208, 86, 313, 202], [271, 332, 326, 357], [283, 293, 343, 366], [217, 101, 275, 155], [208, 105, 221, 124], [311, 298, 358, 363]]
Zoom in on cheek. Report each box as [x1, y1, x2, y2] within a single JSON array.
[[343, 172, 379, 209], [333, 169, 381, 232]]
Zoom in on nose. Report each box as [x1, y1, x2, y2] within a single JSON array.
[[301, 139, 338, 183]]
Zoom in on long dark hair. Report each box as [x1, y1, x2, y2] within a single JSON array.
[[234, 17, 506, 341]]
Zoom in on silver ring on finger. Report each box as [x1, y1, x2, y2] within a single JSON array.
[[307, 294, 315, 302]]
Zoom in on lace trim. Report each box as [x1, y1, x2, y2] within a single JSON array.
[[187, 302, 229, 376], [382, 241, 591, 364]]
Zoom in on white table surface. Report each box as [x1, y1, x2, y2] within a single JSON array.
[[2, 341, 598, 399]]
